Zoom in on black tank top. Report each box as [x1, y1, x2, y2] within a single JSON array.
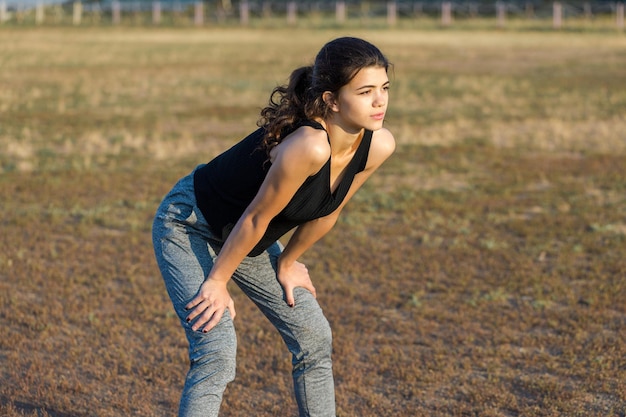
[[194, 120, 372, 256]]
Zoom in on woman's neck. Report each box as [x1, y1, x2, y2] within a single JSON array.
[[317, 118, 364, 158]]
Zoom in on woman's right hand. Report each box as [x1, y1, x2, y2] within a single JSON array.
[[277, 259, 317, 308], [184, 278, 236, 333]]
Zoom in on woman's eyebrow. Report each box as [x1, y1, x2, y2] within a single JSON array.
[[355, 80, 390, 91]]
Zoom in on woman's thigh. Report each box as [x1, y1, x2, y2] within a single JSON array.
[[152, 171, 220, 323], [232, 249, 332, 355]]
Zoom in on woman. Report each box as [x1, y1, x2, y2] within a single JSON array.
[[152, 36, 395, 417]]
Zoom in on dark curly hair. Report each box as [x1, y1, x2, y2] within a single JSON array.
[[257, 37, 389, 154]]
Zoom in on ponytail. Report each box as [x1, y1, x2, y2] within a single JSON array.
[[258, 66, 314, 154]]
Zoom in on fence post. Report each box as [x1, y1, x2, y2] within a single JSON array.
[[36, 0, 44, 24], [387, 1, 397, 26], [262, 1, 271, 18], [0, 1, 5, 23], [441, 1, 452, 26], [287, 1, 296, 25], [617, 3, 624, 30], [73, 1, 82, 25], [553, 2, 562, 29], [583, 2, 591, 19], [413, 2, 423, 17], [240, 1, 249, 25], [152, 1, 160, 24], [336, 1, 345, 24], [469, 3, 478, 18], [496, 1, 506, 28], [112, 0, 121, 25], [194, 1, 203, 26]]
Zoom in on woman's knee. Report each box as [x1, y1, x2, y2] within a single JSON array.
[[185, 313, 238, 386], [188, 346, 237, 386], [293, 308, 333, 360], [181, 343, 236, 417], [312, 317, 333, 356]]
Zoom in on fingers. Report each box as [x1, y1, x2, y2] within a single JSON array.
[[304, 283, 317, 300], [183, 279, 235, 333], [187, 303, 226, 333], [184, 297, 208, 323], [228, 298, 237, 320], [286, 286, 296, 308], [284, 281, 317, 307], [185, 297, 235, 333], [184, 295, 201, 312], [199, 308, 224, 333]]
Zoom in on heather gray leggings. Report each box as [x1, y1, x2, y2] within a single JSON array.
[[152, 170, 335, 417]]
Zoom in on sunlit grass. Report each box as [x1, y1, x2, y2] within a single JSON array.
[[1, 28, 625, 173]]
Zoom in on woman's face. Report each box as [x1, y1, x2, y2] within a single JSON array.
[[328, 66, 389, 134]]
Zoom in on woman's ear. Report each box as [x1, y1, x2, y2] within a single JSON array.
[[323, 91, 339, 112]]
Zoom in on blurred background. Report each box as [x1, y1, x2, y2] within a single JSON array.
[[0, 0, 624, 31]]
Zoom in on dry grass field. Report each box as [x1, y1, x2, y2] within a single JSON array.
[[1, 27, 625, 416]]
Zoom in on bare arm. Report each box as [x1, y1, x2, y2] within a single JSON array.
[[277, 128, 396, 305], [185, 127, 330, 332], [281, 127, 396, 264]]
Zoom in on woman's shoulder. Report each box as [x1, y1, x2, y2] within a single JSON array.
[[270, 124, 330, 168], [371, 127, 396, 155], [365, 127, 396, 170]]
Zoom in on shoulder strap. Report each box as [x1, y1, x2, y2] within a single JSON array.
[[296, 119, 330, 144], [356, 130, 373, 172], [298, 119, 326, 131]]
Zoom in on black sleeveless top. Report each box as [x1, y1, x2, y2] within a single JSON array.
[[194, 120, 372, 256]]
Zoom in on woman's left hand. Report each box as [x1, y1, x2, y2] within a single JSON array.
[[277, 259, 317, 307]]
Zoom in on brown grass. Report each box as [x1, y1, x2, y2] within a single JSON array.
[[0, 27, 625, 416]]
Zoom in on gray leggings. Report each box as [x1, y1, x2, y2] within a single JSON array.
[[152, 170, 335, 417]]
